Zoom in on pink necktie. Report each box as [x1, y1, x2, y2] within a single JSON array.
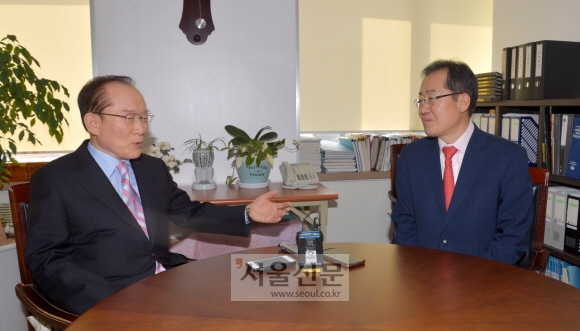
[[117, 160, 165, 273], [442, 146, 458, 211]]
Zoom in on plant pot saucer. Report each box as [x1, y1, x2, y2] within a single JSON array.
[[236, 179, 270, 189], [192, 182, 217, 190]]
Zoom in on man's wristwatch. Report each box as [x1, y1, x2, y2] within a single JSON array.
[[245, 204, 253, 222]]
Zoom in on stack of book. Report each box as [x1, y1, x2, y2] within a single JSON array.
[[336, 132, 424, 172], [319, 140, 357, 173], [546, 256, 580, 289], [298, 134, 322, 172], [476, 72, 502, 102]]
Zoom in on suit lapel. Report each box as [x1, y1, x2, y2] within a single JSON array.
[[131, 157, 166, 247], [444, 127, 487, 223], [74, 141, 149, 239]]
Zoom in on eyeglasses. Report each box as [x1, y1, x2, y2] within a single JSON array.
[[99, 112, 154, 124], [413, 92, 462, 108]]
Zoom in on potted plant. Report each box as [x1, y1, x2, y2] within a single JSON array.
[[0, 35, 70, 185], [223, 125, 298, 186], [183, 134, 225, 190], [143, 141, 191, 174]]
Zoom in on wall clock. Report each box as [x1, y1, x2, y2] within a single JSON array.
[[179, 0, 214, 45]]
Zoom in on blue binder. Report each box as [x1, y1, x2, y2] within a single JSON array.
[[566, 116, 580, 179]]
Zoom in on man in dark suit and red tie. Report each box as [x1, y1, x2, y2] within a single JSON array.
[[25, 75, 291, 315], [391, 60, 533, 265]]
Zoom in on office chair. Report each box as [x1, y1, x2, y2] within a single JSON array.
[[516, 167, 550, 274], [9, 183, 78, 331], [387, 144, 406, 241], [387, 144, 406, 207]]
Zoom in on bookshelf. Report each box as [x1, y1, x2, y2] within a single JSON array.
[[317, 171, 390, 181], [476, 98, 580, 267]]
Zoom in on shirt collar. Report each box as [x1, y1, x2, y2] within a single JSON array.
[[87, 142, 126, 179], [438, 120, 474, 155]]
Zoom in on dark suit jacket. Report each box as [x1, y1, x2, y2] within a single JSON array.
[[391, 126, 533, 265], [25, 140, 250, 314]]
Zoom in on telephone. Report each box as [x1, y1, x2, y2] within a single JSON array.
[[279, 162, 319, 190]]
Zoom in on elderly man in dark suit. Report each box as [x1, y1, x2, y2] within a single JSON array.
[[25, 75, 291, 315], [392, 60, 533, 265]]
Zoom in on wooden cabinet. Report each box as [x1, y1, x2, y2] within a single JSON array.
[[476, 99, 580, 266]]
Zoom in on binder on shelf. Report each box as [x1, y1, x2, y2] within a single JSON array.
[[502, 47, 511, 100], [533, 40, 580, 100], [509, 46, 518, 100], [546, 188, 555, 220], [564, 193, 580, 255], [566, 115, 580, 180], [471, 113, 483, 129], [552, 187, 580, 250], [542, 108, 551, 172], [560, 114, 570, 176], [501, 115, 511, 140], [553, 211, 567, 250], [521, 42, 536, 100], [488, 114, 496, 135], [514, 44, 525, 100], [545, 217, 553, 246], [562, 114, 576, 177], [552, 114, 562, 175], [545, 188, 555, 247], [507, 114, 539, 167], [480, 115, 489, 133]]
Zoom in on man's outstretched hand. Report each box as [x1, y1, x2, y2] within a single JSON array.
[[249, 190, 291, 223]]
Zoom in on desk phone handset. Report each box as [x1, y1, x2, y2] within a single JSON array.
[[279, 161, 319, 190]]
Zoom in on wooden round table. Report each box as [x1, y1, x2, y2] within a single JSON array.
[[67, 243, 580, 330]]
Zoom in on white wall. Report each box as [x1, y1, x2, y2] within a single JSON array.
[[491, 0, 580, 72], [299, 0, 493, 132], [0, 244, 27, 331], [323, 179, 392, 243], [90, 0, 299, 186]]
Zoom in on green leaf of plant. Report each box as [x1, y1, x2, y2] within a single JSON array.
[[246, 154, 254, 166], [230, 137, 248, 146], [225, 125, 251, 141], [8, 141, 16, 154], [254, 126, 272, 140], [259, 131, 278, 142]]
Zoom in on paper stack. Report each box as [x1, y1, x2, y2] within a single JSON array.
[[299, 134, 322, 172], [320, 140, 358, 173]]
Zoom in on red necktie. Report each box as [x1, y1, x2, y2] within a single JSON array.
[[442, 146, 458, 211], [117, 160, 166, 274]]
